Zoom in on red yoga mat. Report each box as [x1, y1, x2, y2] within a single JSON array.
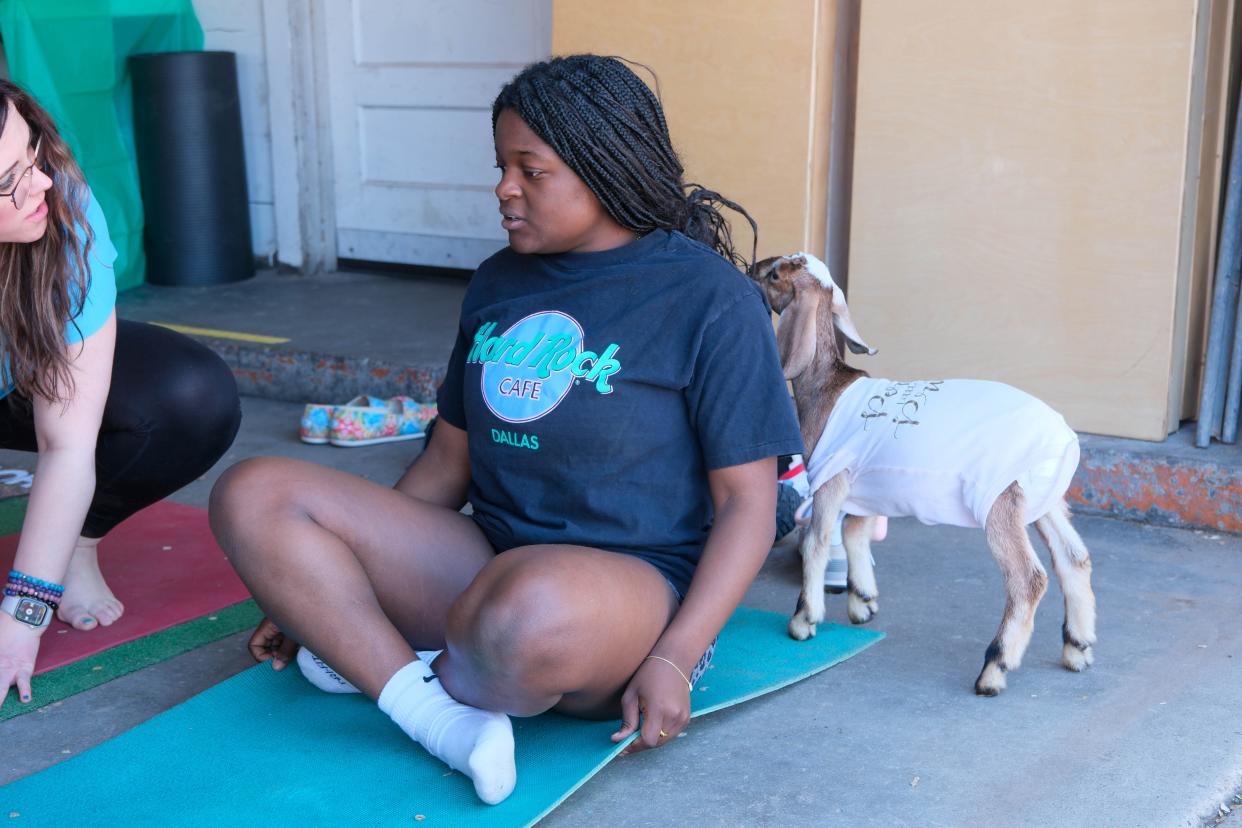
[[0, 501, 251, 674]]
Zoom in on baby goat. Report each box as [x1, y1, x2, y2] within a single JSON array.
[[750, 253, 1096, 695]]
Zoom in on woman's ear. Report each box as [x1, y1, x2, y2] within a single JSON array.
[[776, 284, 820, 380]]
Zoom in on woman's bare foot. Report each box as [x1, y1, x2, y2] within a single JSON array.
[[57, 539, 124, 630]]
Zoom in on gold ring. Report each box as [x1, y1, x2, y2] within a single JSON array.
[[659, 729, 669, 738]]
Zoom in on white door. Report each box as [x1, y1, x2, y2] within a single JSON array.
[[322, 0, 551, 269]]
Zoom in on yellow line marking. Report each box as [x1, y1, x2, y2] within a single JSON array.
[[152, 323, 290, 345]]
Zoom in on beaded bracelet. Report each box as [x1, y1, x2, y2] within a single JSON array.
[[8, 569, 65, 592], [5, 580, 61, 597], [6, 576, 63, 595], [5, 582, 61, 601], [4, 584, 60, 611], [7, 579, 65, 599], [8, 569, 65, 596], [5, 590, 62, 609]]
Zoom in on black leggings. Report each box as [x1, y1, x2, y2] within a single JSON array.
[[0, 319, 242, 538]]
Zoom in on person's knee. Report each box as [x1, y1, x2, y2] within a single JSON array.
[[130, 327, 240, 440], [118, 322, 237, 417], [447, 560, 578, 682], [208, 457, 299, 542], [168, 347, 240, 436]]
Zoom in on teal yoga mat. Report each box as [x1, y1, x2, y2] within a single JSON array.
[[1, 606, 882, 826]]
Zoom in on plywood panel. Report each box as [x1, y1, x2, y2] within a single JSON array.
[[552, 0, 835, 261], [850, 1, 1199, 440], [1177, 0, 1240, 420]]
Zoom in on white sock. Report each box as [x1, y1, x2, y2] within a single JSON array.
[[297, 648, 360, 694], [378, 653, 516, 805]]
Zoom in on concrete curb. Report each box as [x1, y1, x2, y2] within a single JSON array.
[[1070, 441, 1242, 534], [212, 340, 444, 405]]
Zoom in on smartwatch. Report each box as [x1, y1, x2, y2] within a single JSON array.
[[1, 594, 53, 630]]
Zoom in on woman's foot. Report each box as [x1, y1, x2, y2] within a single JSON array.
[[57, 540, 124, 630], [297, 647, 360, 693], [380, 654, 516, 805]]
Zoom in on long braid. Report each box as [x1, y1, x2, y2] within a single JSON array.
[[493, 55, 758, 270]]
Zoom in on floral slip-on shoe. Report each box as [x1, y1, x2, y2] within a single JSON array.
[[329, 396, 438, 447], [299, 395, 386, 444], [299, 403, 334, 444]]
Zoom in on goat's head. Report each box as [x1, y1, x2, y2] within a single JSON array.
[[749, 252, 876, 380]]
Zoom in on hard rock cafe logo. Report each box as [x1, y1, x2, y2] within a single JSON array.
[[467, 311, 622, 424]]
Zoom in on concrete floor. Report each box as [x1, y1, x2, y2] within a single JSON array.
[[116, 267, 466, 371], [2, 395, 1240, 827]]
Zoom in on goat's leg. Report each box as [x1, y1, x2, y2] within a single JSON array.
[[1034, 500, 1096, 672], [975, 483, 1049, 696], [788, 473, 848, 641], [842, 514, 880, 624]]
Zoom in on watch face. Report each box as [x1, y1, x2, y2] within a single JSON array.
[[15, 598, 48, 627]]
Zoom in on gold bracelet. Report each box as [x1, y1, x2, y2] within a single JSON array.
[[644, 655, 692, 692]]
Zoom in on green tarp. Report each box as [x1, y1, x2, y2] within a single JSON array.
[[0, 0, 203, 290]]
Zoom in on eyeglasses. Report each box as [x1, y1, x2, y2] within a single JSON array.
[[0, 137, 43, 211]]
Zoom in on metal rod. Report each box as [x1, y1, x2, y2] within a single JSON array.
[[1224, 243, 1242, 441], [1196, 77, 1242, 447], [1223, 72, 1242, 443]]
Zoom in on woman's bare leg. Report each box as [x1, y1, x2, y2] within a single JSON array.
[[210, 462, 691, 801], [208, 456, 495, 697], [438, 544, 680, 719], [210, 455, 523, 804]]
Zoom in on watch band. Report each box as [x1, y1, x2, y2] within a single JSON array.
[[1, 594, 53, 630]]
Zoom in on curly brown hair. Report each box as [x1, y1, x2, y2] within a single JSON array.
[[0, 79, 94, 402]]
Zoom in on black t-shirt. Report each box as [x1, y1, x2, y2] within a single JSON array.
[[437, 229, 803, 594]]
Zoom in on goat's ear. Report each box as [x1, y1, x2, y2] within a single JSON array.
[[830, 288, 877, 356], [777, 284, 820, 379]]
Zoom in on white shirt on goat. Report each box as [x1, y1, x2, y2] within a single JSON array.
[[803, 377, 1080, 528]]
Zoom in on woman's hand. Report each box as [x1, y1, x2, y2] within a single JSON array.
[[0, 613, 44, 708], [610, 656, 692, 755], [248, 616, 297, 670]]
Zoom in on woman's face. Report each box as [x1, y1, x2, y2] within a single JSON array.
[[0, 103, 52, 244], [493, 108, 636, 255]]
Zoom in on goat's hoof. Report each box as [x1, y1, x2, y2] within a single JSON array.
[[788, 615, 816, 641], [974, 663, 1007, 696], [1062, 643, 1095, 672], [847, 595, 877, 624]]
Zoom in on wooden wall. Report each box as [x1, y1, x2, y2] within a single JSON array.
[[848, 1, 1210, 440], [1175, 0, 1239, 420], [552, 0, 836, 260]]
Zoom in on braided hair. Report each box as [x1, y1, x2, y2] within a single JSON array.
[[493, 54, 758, 271]]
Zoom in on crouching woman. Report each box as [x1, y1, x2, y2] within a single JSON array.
[[0, 80, 242, 708]]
